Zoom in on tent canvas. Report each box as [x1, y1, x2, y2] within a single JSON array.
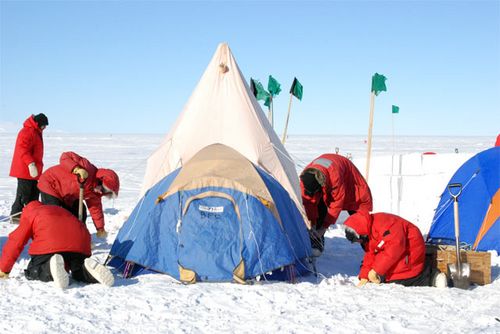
[[427, 147, 500, 252], [109, 144, 312, 282], [140, 43, 308, 227]]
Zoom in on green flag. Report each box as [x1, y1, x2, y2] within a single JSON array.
[[268, 75, 281, 96], [392, 105, 399, 114], [371, 73, 387, 96], [264, 96, 272, 108], [250, 78, 270, 102], [289, 77, 303, 100]]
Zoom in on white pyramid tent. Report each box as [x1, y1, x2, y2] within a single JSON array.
[[141, 43, 307, 225]]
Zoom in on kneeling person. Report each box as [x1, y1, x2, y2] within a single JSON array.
[[344, 211, 446, 287], [0, 201, 114, 288]]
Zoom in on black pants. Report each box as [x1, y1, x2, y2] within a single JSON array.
[[11, 178, 39, 216], [40, 192, 87, 224], [25, 252, 98, 284], [387, 256, 439, 287]]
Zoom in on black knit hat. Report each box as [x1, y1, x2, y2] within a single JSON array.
[[33, 113, 49, 127], [300, 172, 321, 196]]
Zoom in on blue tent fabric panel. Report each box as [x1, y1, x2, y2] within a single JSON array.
[[256, 167, 312, 259], [476, 218, 500, 252], [113, 192, 182, 278], [174, 186, 298, 280], [240, 193, 298, 278], [109, 169, 181, 276], [477, 148, 500, 197], [178, 195, 241, 281], [110, 167, 180, 256]]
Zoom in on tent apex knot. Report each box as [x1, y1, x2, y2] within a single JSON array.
[[219, 63, 229, 73]]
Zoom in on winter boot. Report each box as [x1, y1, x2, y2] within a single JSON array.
[[50, 254, 69, 289], [432, 272, 448, 288], [84, 258, 114, 287], [310, 234, 325, 257]]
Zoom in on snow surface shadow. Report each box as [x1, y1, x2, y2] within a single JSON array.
[[491, 262, 500, 281], [300, 236, 364, 283], [109, 275, 139, 287], [103, 208, 119, 215]]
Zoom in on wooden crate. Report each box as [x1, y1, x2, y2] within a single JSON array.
[[426, 245, 491, 285]]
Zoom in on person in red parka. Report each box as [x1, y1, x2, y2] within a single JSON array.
[[37, 151, 120, 238], [9, 114, 49, 224], [0, 201, 114, 288], [495, 134, 500, 147], [300, 154, 373, 255], [344, 211, 447, 287]]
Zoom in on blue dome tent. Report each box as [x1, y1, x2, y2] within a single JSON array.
[[427, 147, 500, 252], [108, 144, 312, 283]]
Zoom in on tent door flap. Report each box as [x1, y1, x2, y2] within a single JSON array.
[[177, 191, 244, 282]]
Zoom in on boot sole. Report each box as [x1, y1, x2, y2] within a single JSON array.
[[84, 258, 114, 287], [50, 254, 69, 289]]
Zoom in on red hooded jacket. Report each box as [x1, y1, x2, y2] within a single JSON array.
[[9, 115, 45, 180], [37, 151, 106, 230], [344, 212, 425, 282], [495, 134, 500, 147], [0, 201, 91, 273], [300, 154, 373, 227]]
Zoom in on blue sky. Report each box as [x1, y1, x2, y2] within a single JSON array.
[[1, 1, 499, 136]]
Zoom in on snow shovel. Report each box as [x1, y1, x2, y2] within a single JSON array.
[[447, 183, 470, 289]]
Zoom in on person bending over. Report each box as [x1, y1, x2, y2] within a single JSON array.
[[38, 151, 119, 238], [344, 211, 446, 288], [300, 154, 373, 255]]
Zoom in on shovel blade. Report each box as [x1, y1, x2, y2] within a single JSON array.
[[448, 263, 471, 289]]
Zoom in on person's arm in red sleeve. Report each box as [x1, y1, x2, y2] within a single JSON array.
[[302, 197, 319, 226], [359, 247, 375, 279], [18, 129, 36, 167], [0, 212, 34, 273], [371, 224, 407, 277], [323, 182, 346, 227], [85, 194, 105, 231]]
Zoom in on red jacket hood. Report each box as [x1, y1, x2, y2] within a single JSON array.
[[344, 211, 372, 236], [23, 115, 42, 132]]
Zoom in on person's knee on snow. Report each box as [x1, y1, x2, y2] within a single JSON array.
[[0, 201, 114, 288]]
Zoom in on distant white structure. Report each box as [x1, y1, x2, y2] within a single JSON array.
[[353, 153, 471, 234]]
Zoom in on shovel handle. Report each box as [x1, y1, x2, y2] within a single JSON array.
[[447, 183, 462, 200], [77, 176, 85, 222]]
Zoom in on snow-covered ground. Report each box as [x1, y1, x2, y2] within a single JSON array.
[[1, 133, 499, 333]]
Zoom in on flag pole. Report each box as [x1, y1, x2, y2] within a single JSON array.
[[390, 110, 395, 213], [282, 93, 294, 144], [271, 97, 274, 128], [365, 92, 376, 181], [392, 111, 395, 157], [268, 99, 273, 127]]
